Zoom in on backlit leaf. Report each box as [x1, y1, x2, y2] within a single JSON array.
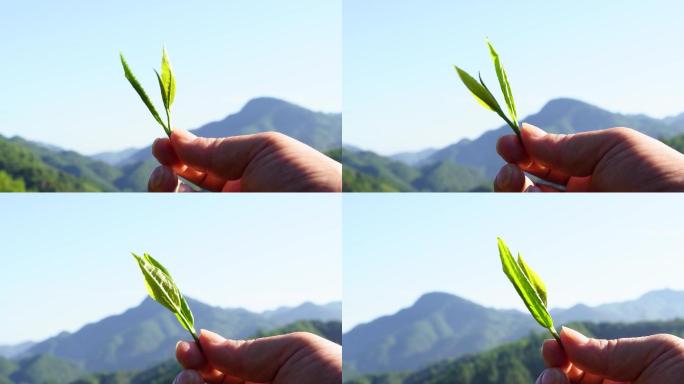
[[517, 253, 548, 307], [487, 40, 518, 129], [119, 53, 169, 133], [132, 253, 198, 343], [497, 238, 553, 329], [161, 47, 176, 108]]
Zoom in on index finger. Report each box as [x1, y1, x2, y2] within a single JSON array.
[[497, 134, 531, 166]]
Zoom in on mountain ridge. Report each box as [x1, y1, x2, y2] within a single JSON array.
[[344, 289, 684, 374]]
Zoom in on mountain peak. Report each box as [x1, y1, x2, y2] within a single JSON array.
[[537, 98, 598, 115], [240, 97, 296, 114], [413, 292, 474, 310]]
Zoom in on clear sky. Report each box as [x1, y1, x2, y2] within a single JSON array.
[[0, 1, 341, 154], [343, 194, 684, 331], [344, 0, 684, 155], [0, 194, 341, 344]]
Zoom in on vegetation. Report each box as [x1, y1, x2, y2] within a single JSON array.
[[342, 150, 490, 192], [0, 321, 341, 384], [346, 319, 684, 384]]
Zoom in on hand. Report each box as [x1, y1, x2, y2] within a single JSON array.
[[148, 129, 342, 192], [536, 326, 684, 384], [494, 123, 684, 192], [173, 330, 341, 384]]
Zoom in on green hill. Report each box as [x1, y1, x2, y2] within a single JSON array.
[[0, 320, 341, 384], [346, 319, 684, 384], [342, 150, 490, 192]]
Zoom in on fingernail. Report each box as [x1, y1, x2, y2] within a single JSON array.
[[525, 185, 542, 193], [495, 164, 514, 188], [173, 370, 203, 384], [561, 326, 589, 344], [176, 340, 190, 353], [522, 122, 546, 139], [541, 369, 566, 384]]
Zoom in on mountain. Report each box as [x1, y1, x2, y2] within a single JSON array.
[[421, 98, 684, 179], [21, 297, 341, 373], [344, 290, 684, 375], [343, 293, 534, 374], [0, 97, 340, 192], [119, 97, 341, 166], [263, 301, 342, 326], [389, 148, 438, 166], [0, 320, 341, 384], [345, 319, 684, 384], [0, 343, 35, 359], [342, 150, 490, 192]]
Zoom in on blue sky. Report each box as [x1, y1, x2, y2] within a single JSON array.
[[344, 0, 684, 155], [343, 194, 684, 331], [0, 1, 341, 154], [0, 194, 341, 344]]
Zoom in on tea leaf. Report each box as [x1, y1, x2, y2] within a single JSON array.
[[517, 253, 548, 307], [453, 65, 500, 112], [132, 253, 198, 344], [161, 47, 176, 108], [497, 238, 553, 329], [487, 40, 518, 129], [154, 70, 169, 114], [119, 53, 169, 134]]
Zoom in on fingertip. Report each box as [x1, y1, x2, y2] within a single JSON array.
[[173, 369, 204, 384], [152, 137, 180, 167], [175, 341, 205, 370], [542, 339, 568, 368], [170, 128, 197, 144], [148, 166, 178, 192], [536, 368, 569, 384], [494, 164, 525, 192], [521, 122, 547, 140], [496, 134, 530, 165]]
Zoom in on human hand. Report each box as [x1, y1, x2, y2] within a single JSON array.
[[172, 330, 342, 384], [494, 123, 684, 192], [536, 326, 684, 383], [148, 129, 342, 192]]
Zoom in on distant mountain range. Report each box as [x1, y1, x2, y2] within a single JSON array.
[[345, 319, 684, 384], [344, 98, 684, 191], [7, 297, 340, 373], [0, 319, 341, 384], [0, 97, 341, 192], [343, 289, 684, 374]]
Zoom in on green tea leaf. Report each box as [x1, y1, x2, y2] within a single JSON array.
[[154, 70, 169, 113], [517, 253, 548, 307], [487, 40, 518, 129], [453, 65, 501, 113], [119, 53, 169, 133], [161, 47, 176, 108], [497, 238, 553, 329], [132, 253, 198, 343]]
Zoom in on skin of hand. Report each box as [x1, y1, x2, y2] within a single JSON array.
[[148, 129, 342, 192], [172, 329, 342, 384], [536, 326, 684, 384], [494, 123, 684, 192]]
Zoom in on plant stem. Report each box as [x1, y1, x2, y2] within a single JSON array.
[[549, 327, 564, 351], [190, 329, 205, 354]]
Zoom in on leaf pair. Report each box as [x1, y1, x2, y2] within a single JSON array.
[[497, 237, 561, 345], [120, 48, 176, 136], [454, 40, 520, 137], [132, 253, 200, 347]]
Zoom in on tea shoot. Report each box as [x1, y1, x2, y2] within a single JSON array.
[[132, 253, 201, 350], [454, 40, 520, 138], [120, 48, 176, 137], [497, 237, 561, 346]]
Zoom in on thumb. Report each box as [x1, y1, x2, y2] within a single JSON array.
[[561, 326, 673, 381], [198, 329, 314, 382], [520, 123, 626, 176], [169, 129, 268, 180]]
